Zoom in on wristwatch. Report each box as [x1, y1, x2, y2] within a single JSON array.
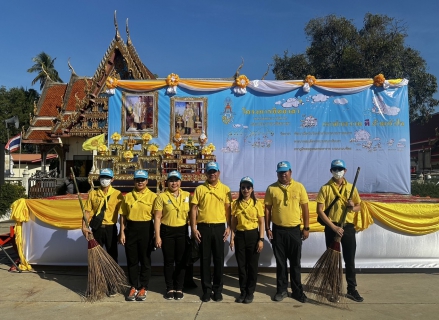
[[303, 227, 310, 231], [259, 238, 264, 242]]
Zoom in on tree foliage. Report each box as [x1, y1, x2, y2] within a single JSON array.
[[272, 13, 438, 123], [0, 183, 27, 218], [27, 52, 63, 90], [0, 86, 39, 145]]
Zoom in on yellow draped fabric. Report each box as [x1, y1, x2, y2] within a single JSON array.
[[9, 198, 439, 270], [107, 77, 406, 92], [82, 133, 106, 151]]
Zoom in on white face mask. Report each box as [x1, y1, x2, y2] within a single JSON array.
[[100, 178, 112, 187], [332, 170, 345, 180]]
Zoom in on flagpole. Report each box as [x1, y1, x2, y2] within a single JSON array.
[[18, 133, 22, 177]]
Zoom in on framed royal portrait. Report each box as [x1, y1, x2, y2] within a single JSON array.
[[121, 91, 158, 137], [170, 96, 208, 141]]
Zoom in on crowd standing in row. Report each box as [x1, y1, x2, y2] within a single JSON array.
[[81, 159, 363, 303]]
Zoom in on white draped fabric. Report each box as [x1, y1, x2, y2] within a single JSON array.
[[22, 212, 439, 268]]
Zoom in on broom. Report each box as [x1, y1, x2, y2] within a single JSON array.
[[70, 167, 129, 302], [304, 167, 361, 304]]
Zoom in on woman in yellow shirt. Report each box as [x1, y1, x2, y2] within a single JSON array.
[[229, 176, 265, 304], [154, 171, 190, 300]]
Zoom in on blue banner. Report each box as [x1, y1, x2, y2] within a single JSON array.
[[109, 84, 410, 193]]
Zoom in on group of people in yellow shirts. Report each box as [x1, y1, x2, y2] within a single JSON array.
[[81, 159, 363, 304]]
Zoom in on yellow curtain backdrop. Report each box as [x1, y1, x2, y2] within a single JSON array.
[[9, 198, 439, 270]]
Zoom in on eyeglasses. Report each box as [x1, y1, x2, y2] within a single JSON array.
[[135, 179, 146, 183], [240, 186, 252, 190], [331, 168, 345, 172]]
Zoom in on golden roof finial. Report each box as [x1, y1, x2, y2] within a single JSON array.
[[114, 10, 121, 41], [126, 18, 132, 46], [261, 63, 272, 80], [67, 57, 76, 75]]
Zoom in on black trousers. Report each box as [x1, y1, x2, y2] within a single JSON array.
[[197, 223, 225, 294], [93, 224, 118, 263], [124, 220, 153, 289], [235, 228, 260, 295], [160, 224, 188, 291], [325, 223, 357, 291], [272, 224, 303, 294]]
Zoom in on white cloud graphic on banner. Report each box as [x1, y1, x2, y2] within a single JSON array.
[[334, 98, 348, 105], [282, 98, 300, 108], [312, 94, 329, 102]]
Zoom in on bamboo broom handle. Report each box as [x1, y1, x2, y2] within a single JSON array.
[[339, 167, 361, 228], [70, 167, 90, 229]]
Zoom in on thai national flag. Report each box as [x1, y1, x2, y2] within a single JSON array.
[[5, 134, 21, 152]]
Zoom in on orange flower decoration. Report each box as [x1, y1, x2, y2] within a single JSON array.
[[106, 77, 118, 89], [235, 75, 250, 88], [304, 75, 317, 86], [166, 73, 180, 87], [374, 74, 386, 87]]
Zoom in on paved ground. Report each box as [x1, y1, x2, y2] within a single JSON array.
[[1, 219, 439, 319]]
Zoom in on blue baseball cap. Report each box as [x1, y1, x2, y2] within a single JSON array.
[[331, 159, 346, 170], [206, 161, 220, 172], [276, 161, 291, 173], [99, 168, 114, 178], [167, 170, 182, 180], [240, 176, 254, 185], [134, 169, 148, 179]]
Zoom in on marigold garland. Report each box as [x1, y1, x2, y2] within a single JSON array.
[[304, 75, 317, 86], [106, 77, 118, 89], [374, 74, 386, 87], [166, 73, 180, 87], [235, 75, 250, 88]]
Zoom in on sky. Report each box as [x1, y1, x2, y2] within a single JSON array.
[[1, 0, 438, 108]]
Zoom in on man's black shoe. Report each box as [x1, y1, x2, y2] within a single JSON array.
[[346, 290, 364, 302], [235, 292, 246, 303], [273, 291, 288, 301], [201, 292, 211, 302], [213, 292, 223, 302], [243, 294, 254, 304], [292, 291, 307, 303]]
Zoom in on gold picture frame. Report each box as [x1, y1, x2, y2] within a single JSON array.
[[170, 96, 208, 141], [121, 91, 158, 137]]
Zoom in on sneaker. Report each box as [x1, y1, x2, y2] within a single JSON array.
[[201, 291, 211, 302], [213, 292, 223, 302], [126, 287, 138, 301], [273, 291, 288, 301], [243, 293, 254, 304], [136, 288, 147, 301], [164, 291, 174, 300], [107, 287, 117, 297], [291, 291, 307, 303], [346, 290, 364, 302], [235, 292, 246, 303], [174, 291, 184, 300]]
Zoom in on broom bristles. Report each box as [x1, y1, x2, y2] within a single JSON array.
[[85, 239, 129, 302], [304, 238, 345, 305]]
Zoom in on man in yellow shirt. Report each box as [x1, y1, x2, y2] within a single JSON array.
[[265, 161, 309, 303], [190, 161, 232, 302], [82, 168, 123, 265], [316, 159, 363, 302], [119, 170, 157, 302]]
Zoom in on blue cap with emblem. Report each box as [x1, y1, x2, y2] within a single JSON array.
[[276, 161, 291, 172], [206, 161, 220, 172], [331, 159, 346, 170], [99, 168, 114, 178], [167, 170, 182, 180], [134, 169, 148, 179], [240, 176, 254, 185]]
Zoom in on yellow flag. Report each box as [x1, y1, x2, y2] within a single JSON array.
[[82, 134, 106, 151]]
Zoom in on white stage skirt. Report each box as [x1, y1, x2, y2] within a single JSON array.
[[22, 212, 439, 268]]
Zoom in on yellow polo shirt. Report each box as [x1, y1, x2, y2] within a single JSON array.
[[84, 186, 123, 225], [232, 198, 264, 231], [264, 179, 309, 227], [153, 189, 191, 227], [316, 179, 361, 224], [191, 181, 232, 223], [121, 188, 157, 221]]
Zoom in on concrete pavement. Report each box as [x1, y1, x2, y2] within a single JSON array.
[[1, 220, 439, 319]]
